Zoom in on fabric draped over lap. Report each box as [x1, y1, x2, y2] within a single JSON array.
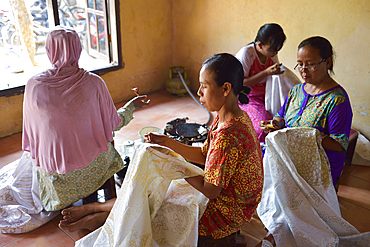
[[0, 152, 59, 234], [276, 84, 352, 186], [76, 143, 209, 247], [257, 127, 370, 247]]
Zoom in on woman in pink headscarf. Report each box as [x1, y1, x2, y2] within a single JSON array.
[[0, 26, 149, 234]]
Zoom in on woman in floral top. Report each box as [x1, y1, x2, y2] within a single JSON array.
[[147, 53, 263, 246], [261, 36, 352, 187]]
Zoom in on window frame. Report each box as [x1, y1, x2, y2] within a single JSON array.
[[0, 0, 123, 97]]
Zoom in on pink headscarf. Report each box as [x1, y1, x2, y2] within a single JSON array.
[[22, 26, 121, 174]]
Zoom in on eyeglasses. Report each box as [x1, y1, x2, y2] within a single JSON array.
[[294, 58, 327, 72]]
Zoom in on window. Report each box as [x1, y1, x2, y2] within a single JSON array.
[[0, 0, 121, 95]]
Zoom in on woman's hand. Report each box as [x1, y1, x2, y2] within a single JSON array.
[[145, 132, 206, 165], [131, 95, 150, 109], [243, 63, 283, 87], [260, 118, 284, 133], [266, 63, 284, 76], [144, 132, 168, 146]]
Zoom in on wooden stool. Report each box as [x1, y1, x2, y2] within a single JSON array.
[[344, 128, 359, 166], [83, 140, 117, 204], [82, 176, 116, 204], [235, 231, 247, 247], [335, 128, 359, 191]]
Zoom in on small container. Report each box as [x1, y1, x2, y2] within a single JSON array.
[[138, 126, 164, 142], [122, 140, 135, 158]]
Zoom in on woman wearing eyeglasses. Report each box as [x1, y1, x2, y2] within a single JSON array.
[[261, 36, 353, 187], [256, 37, 367, 247], [235, 23, 286, 143]]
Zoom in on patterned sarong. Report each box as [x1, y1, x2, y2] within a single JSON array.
[[37, 142, 124, 211]]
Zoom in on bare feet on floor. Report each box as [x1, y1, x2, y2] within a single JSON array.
[[61, 202, 99, 223], [59, 212, 109, 232]]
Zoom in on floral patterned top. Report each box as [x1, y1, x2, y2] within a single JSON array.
[[277, 83, 353, 185], [198, 112, 263, 239]]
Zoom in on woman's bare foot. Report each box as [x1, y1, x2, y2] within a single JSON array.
[[59, 212, 109, 232], [61, 202, 99, 223]]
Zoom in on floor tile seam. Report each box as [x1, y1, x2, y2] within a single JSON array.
[[240, 225, 266, 240], [0, 149, 22, 157], [240, 230, 265, 241], [345, 174, 370, 184], [339, 197, 370, 211], [348, 173, 370, 182], [0, 233, 27, 247], [10, 136, 22, 144], [50, 220, 76, 242], [341, 165, 357, 180]]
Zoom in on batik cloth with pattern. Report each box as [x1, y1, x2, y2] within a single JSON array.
[[75, 143, 209, 247], [0, 103, 134, 233], [277, 83, 352, 185], [257, 127, 370, 247], [199, 112, 263, 239]]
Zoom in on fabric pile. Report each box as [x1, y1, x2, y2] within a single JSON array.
[[0, 152, 59, 234], [352, 132, 370, 167], [76, 143, 209, 247]]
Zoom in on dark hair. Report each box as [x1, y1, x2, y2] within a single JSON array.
[[202, 53, 250, 104], [298, 36, 335, 74], [254, 23, 286, 52]]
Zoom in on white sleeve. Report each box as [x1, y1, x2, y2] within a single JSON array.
[[235, 46, 253, 77]]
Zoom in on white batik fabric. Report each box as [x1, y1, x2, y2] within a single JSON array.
[[265, 67, 301, 117], [76, 143, 209, 247], [0, 152, 59, 233], [257, 127, 370, 247]]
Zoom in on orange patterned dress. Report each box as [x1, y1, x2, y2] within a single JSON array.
[[199, 111, 263, 239]]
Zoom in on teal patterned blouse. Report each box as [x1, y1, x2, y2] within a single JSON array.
[[276, 83, 353, 185]]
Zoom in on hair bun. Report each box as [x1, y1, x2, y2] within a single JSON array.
[[238, 86, 250, 104]]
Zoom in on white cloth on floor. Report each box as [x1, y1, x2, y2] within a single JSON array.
[[257, 127, 370, 247], [265, 67, 301, 117], [76, 143, 209, 247], [0, 152, 59, 234], [352, 132, 370, 167]]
